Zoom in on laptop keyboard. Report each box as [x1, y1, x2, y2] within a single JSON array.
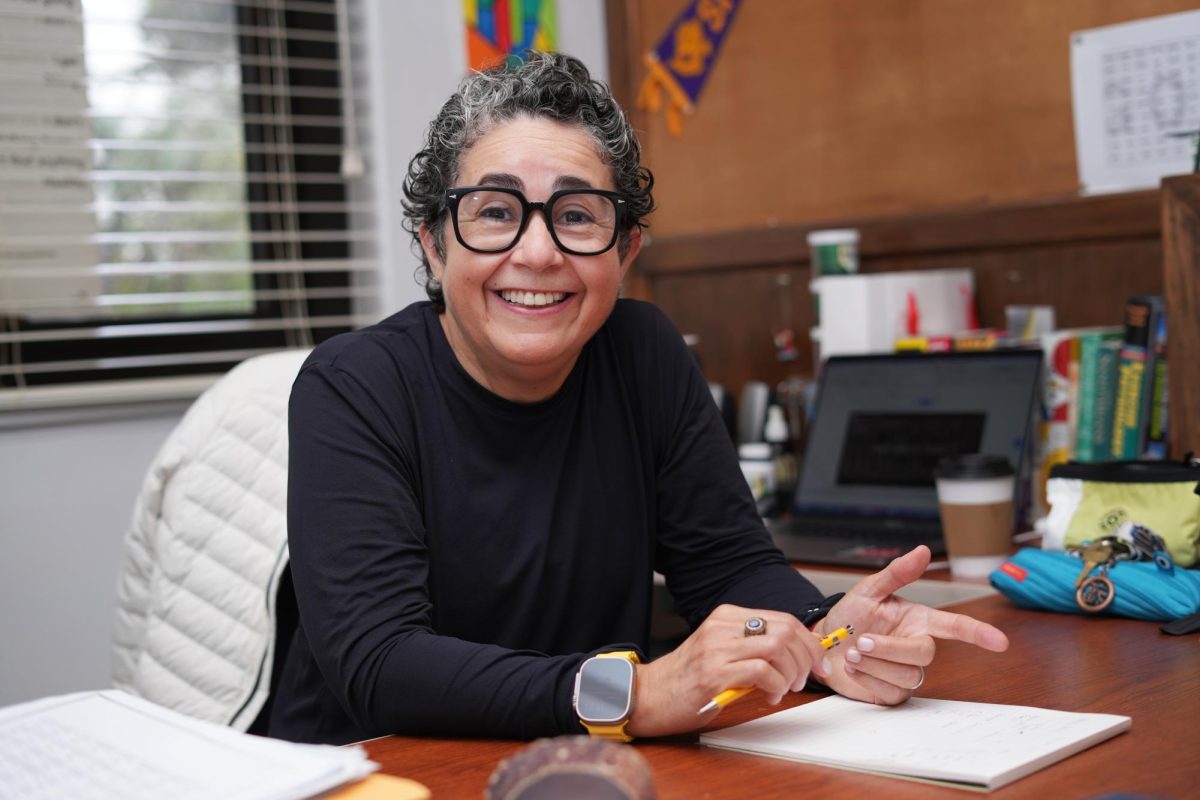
[[768, 516, 945, 566]]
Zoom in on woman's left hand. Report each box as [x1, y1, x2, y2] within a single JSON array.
[[812, 545, 1010, 705]]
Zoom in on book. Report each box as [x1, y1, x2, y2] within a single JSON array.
[[1111, 295, 1165, 459], [1036, 328, 1087, 515], [700, 695, 1131, 792], [1073, 328, 1122, 462], [1143, 311, 1169, 459], [1090, 338, 1123, 461]]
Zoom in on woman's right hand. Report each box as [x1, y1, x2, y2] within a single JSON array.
[[624, 604, 832, 738]]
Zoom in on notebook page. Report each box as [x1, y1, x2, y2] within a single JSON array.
[[0, 690, 377, 800], [701, 696, 1130, 790]]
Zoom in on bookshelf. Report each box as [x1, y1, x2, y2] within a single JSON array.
[[1162, 175, 1200, 458]]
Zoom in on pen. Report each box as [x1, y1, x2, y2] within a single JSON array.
[[697, 624, 855, 714]]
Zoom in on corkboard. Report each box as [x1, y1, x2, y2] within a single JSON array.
[[611, 0, 1199, 240]]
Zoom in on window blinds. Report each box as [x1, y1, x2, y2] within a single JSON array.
[[0, 0, 376, 409]]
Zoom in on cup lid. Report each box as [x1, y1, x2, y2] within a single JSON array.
[[738, 442, 773, 460], [933, 454, 1013, 480], [806, 228, 859, 246]]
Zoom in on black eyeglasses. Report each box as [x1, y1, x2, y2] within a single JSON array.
[[444, 186, 628, 256]]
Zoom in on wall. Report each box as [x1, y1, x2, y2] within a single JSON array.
[[0, 0, 609, 707], [0, 409, 185, 706], [614, 0, 1198, 239], [607, 0, 1194, 400]]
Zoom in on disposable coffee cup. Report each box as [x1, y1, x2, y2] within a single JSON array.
[[806, 229, 859, 276], [933, 454, 1015, 580]]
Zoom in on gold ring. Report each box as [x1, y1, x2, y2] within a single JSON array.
[[743, 617, 767, 637], [906, 666, 926, 692]]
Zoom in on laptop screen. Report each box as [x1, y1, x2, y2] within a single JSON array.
[[793, 350, 1043, 520]]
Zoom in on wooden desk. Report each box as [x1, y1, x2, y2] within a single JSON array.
[[363, 594, 1198, 798]]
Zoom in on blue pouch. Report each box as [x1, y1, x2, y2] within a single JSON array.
[[989, 547, 1200, 621]]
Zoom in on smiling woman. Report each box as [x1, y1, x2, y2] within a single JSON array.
[[272, 51, 1010, 749], [419, 116, 642, 402]]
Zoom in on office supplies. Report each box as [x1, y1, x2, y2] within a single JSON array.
[[810, 269, 974, 360], [700, 695, 1131, 791], [698, 625, 855, 714], [0, 690, 380, 800], [767, 350, 1043, 568]]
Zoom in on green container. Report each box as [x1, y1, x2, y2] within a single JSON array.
[[807, 228, 859, 276]]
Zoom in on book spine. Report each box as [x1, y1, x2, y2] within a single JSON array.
[[1110, 295, 1164, 460], [1143, 311, 1169, 459], [1090, 340, 1122, 461], [1074, 329, 1122, 463], [1111, 347, 1148, 459]]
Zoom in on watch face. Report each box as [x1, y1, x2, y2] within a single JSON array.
[[576, 657, 634, 724]]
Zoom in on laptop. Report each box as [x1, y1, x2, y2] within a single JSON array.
[[767, 349, 1043, 568]]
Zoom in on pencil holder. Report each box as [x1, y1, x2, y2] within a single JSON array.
[[989, 547, 1200, 621]]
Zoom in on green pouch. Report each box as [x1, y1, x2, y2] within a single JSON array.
[[1044, 459, 1200, 567]]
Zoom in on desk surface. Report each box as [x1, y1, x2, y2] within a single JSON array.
[[362, 593, 1198, 798]]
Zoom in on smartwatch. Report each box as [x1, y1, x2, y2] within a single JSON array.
[[572, 651, 640, 742]]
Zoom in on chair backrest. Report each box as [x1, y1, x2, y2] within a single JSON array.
[[112, 349, 310, 731]]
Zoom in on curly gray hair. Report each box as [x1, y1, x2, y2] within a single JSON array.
[[401, 51, 655, 310]]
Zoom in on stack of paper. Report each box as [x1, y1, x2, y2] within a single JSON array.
[[0, 690, 378, 800]]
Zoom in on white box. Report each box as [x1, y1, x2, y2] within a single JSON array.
[[811, 269, 975, 360]]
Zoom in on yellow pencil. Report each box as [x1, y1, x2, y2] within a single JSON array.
[[697, 624, 855, 714]]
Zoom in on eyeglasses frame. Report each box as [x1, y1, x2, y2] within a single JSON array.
[[444, 186, 629, 256]]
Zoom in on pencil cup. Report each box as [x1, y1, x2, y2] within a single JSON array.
[[933, 455, 1015, 580]]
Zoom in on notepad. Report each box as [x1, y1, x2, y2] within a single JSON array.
[[700, 696, 1130, 792]]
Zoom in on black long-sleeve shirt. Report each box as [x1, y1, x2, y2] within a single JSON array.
[[269, 300, 827, 744]]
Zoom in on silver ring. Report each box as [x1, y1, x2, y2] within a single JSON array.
[[905, 666, 926, 692], [743, 617, 767, 637]]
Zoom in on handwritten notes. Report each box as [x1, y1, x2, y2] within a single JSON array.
[[701, 696, 1131, 791]]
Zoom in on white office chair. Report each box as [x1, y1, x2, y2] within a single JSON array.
[[111, 349, 310, 731]]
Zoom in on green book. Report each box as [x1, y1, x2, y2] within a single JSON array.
[[1110, 295, 1164, 459], [1074, 329, 1122, 462]]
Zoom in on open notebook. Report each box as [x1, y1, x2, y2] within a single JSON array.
[[768, 350, 1043, 568], [701, 695, 1130, 792]]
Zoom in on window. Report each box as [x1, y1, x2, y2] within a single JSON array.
[[0, 0, 375, 409]]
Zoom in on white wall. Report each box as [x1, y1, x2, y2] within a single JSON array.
[[0, 1, 607, 707], [0, 407, 187, 705]]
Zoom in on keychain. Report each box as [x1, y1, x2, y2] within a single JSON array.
[[1068, 537, 1131, 613]]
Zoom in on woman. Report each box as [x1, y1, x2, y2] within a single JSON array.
[[270, 52, 1007, 745]]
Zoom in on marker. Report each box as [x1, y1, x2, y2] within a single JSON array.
[[697, 624, 856, 714]]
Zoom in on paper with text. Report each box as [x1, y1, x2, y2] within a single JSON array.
[[701, 696, 1130, 791]]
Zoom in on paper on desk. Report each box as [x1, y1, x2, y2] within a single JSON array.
[[701, 695, 1130, 792], [0, 690, 378, 800]]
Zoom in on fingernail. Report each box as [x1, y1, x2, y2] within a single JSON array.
[[858, 637, 875, 653], [769, 693, 783, 705], [845, 662, 857, 674], [821, 656, 832, 675], [845, 648, 862, 664]]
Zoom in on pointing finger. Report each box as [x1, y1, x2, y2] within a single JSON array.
[[851, 545, 932, 601], [923, 608, 1009, 652]]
